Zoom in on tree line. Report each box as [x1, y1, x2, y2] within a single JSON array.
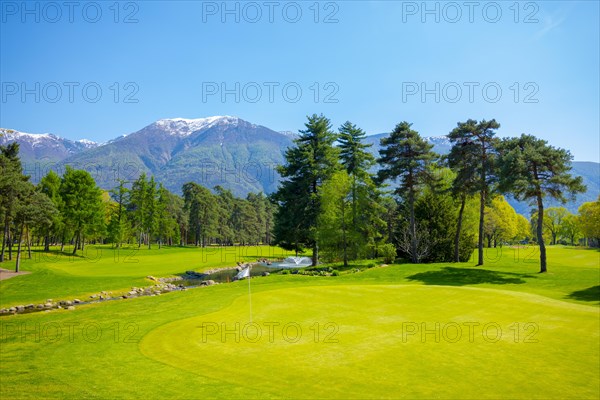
[[1, 117, 597, 273], [272, 115, 591, 273], [0, 143, 275, 271]]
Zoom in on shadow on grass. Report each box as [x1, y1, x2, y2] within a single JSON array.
[[567, 286, 600, 303], [406, 267, 535, 286]]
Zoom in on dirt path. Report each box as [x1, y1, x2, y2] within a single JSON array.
[[0, 268, 30, 281]]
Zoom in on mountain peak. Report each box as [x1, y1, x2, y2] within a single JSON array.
[[154, 116, 245, 136]]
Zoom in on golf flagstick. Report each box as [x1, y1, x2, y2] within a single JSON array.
[[248, 265, 252, 323]]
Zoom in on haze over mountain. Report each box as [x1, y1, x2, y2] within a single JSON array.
[[1, 118, 597, 214]]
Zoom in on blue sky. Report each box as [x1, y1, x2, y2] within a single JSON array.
[[1, 1, 599, 161]]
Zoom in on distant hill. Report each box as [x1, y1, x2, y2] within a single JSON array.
[[2, 119, 597, 213]]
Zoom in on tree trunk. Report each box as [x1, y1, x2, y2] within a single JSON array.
[[0, 216, 8, 262], [72, 232, 79, 256], [27, 227, 32, 259], [342, 200, 348, 268], [44, 234, 50, 252], [8, 226, 13, 260], [536, 193, 547, 273], [477, 187, 485, 266], [408, 187, 418, 263], [312, 241, 319, 267], [15, 222, 24, 272], [477, 140, 487, 266], [454, 195, 466, 262]]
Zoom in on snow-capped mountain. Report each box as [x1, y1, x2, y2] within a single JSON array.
[[52, 116, 292, 196], [0, 128, 99, 164], [154, 116, 250, 137]]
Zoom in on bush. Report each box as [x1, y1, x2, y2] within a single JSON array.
[[331, 270, 340, 276], [380, 243, 397, 264], [458, 233, 476, 262], [281, 269, 290, 275]]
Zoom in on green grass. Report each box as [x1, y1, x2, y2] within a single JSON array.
[[0, 246, 598, 399], [0, 245, 295, 307]]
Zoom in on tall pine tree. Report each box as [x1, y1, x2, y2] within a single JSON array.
[[274, 114, 339, 266]]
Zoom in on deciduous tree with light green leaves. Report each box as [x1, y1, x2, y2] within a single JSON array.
[[59, 166, 105, 256], [318, 170, 352, 266], [543, 207, 569, 245], [498, 134, 586, 272], [578, 196, 600, 246]]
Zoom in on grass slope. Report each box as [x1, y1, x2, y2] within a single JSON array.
[[0, 246, 598, 399], [0, 245, 294, 307]]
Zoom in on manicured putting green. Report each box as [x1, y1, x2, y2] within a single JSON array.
[[140, 285, 599, 399]]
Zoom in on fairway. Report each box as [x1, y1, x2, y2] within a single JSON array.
[[1, 247, 598, 399], [141, 285, 599, 399]]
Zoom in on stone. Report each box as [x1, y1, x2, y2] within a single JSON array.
[[262, 272, 270, 277], [36, 304, 44, 309], [16, 305, 25, 312], [64, 300, 73, 306], [44, 303, 53, 309], [8, 307, 16, 313], [25, 304, 34, 309], [90, 294, 97, 299], [66, 306, 75, 310], [73, 299, 82, 304]]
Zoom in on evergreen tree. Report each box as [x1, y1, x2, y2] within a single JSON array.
[[108, 179, 129, 248], [448, 119, 500, 266], [274, 114, 340, 266], [338, 121, 386, 260], [182, 182, 217, 247], [377, 121, 437, 263], [498, 134, 586, 272], [0, 142, 29, 262], [38, 170, 64, 251], [129, 173, 148, 247]]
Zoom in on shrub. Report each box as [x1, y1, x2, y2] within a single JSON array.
[[331, 270, 340, 276], [380, 243, 397, 264]]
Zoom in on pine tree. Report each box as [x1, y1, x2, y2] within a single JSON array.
[[448, 119, 500, 266], [38, 170, 64, 251], [338, 121, 385, 260], [274, 114, 340, 266], [498, 134, 586, 272], [377, 122, 437, 263]]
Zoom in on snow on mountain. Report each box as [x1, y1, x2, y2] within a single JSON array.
[[154, 116, 247, 136], [0, 127, 100, 165], [76, 138, 99, 148]]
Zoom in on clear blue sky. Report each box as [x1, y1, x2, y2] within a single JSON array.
[[1, 1, 598, 161]]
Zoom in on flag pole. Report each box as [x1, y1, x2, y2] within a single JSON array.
[[248, 265, 252, 324]]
